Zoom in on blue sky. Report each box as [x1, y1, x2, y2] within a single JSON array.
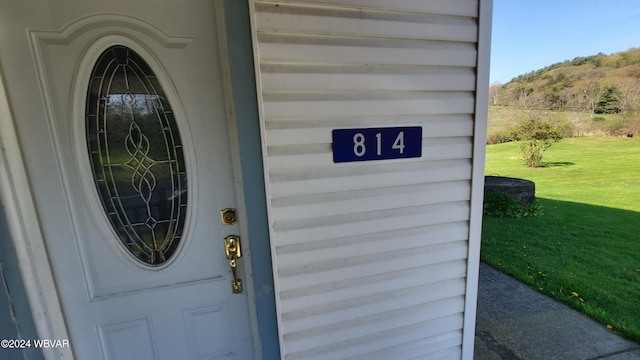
[[490, 0, 640, 84]]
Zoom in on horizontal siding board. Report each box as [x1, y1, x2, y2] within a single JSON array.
[[276, 222, 469, 270], [257, 33, 477, 67], [262, 90, 473, 102], [282, 277, 466, 324], [269, 159, 472, 197], [265, 114, 474, 130], [281, 278, 466, 334], [273, 201, 470, 246], [271, 180, 470, 223], [278, 237, 468, 278], [261, 68, 476, 92], [409, 346, 462, 360], [287, 315, 463, 360], [265, 113, 474, 129], [289, 315, 463, 360], [280, 259, 468, 310], [258, 0, 479, 17], [265, 115, 474, 146], [269, 158, 469, 181], [261, 92, 476, 118], [255, 2, 477, 42], [284, 298, 465, 353], [277, 221, 469, 255], [261, 62, 474, 75], [353, 331, 462, 360], [277, 240, 468, 291]]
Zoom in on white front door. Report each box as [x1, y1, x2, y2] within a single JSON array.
[[0, 1, 257, 359]]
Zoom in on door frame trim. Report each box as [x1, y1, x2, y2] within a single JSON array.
[[216, 2, 263, 357], [0, 64, 73, 359], [217, 1, 281, 358]]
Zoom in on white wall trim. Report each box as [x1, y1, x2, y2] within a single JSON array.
[[0, 62, 73, 360], [248, 1, 286, 359], [462, 0, 493, 359], [28, 12, 192, 48]]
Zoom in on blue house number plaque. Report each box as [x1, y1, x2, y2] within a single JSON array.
[[332, 126, 422, 163]]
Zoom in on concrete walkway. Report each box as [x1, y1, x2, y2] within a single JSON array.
[[474, 263, 640, 359]]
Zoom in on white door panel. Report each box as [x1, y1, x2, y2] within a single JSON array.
[[0, 1, 255, 359]]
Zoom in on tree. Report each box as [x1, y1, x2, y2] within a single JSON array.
[[512, 118, 562, 168], [595, 86, 621, 114], [582, 82, 604, 118], [489, 82, 503, 105], [616, 80, 640, 116]]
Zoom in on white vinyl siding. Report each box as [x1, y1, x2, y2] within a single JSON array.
[[250, 1, 488, 358]]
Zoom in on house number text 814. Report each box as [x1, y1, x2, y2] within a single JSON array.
[[332, 126, 422, 163]]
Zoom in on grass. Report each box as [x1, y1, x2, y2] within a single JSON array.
[[482, 136, 640, 342], [485, 137, 640, 211]]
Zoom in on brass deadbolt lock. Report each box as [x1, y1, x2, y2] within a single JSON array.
[[220, 208, 237, 225]]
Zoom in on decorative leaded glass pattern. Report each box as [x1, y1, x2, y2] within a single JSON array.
[[86, 45, 187, 266]]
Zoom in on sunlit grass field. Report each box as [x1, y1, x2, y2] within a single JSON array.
[[482, 137, 640, 342]]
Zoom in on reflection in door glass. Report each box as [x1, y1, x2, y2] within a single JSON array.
[[86, 45, 187, 266]]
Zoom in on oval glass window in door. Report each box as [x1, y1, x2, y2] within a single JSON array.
[[85, 45, 188, 266]]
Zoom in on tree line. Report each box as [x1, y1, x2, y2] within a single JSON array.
[[490, 48, 640, 117], [490, 80, 640, 117]]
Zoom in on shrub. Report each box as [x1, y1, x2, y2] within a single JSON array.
[[483, 192, 521, 218], [603, 117, 627, 136], [555, 120, 575, 138], [522, 199, 544, 217], [511, 118, 563, 168], [483, 192, 543, 218], [487, 130, 514, 144]]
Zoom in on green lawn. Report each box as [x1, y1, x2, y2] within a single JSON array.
[[482, 137, 640, 342]]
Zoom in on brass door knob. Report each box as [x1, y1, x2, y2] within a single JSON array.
[[223, 235, 242, 294]]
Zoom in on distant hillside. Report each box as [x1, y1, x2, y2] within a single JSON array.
[[490, 47, 640, 113]]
